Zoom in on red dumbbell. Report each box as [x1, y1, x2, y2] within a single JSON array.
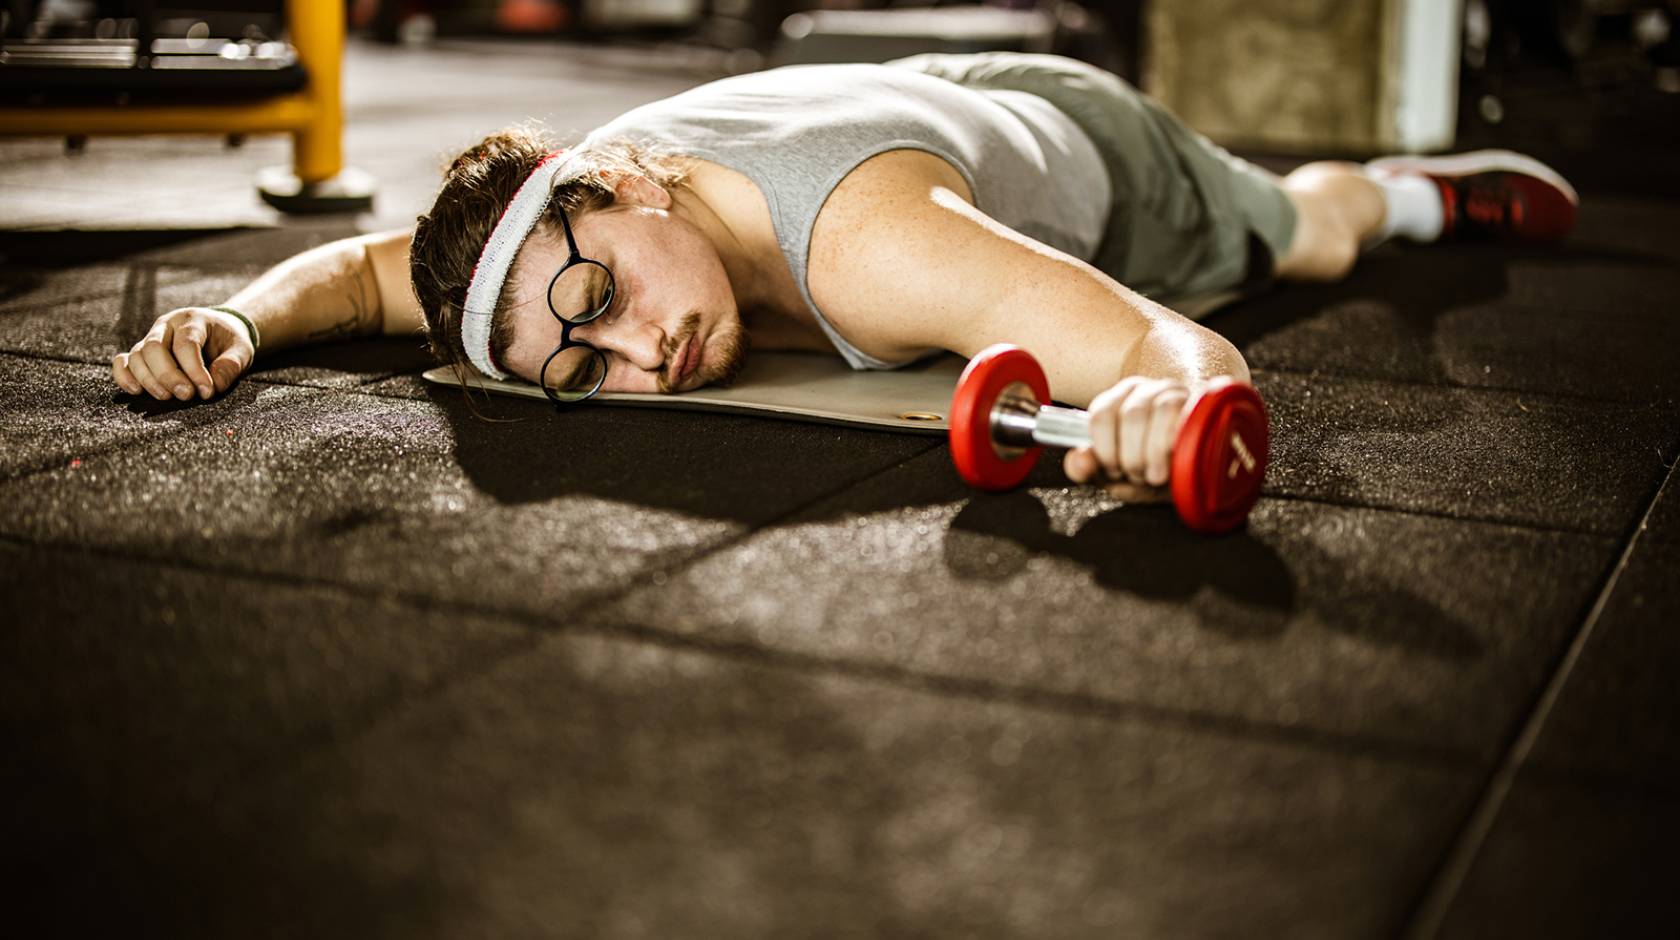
[[949, 344, 1268, 534]]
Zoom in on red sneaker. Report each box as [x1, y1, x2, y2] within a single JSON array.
[[1367, 149, 1579, 242]]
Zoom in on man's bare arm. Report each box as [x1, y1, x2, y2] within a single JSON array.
[[808, 149, 1249, 494], [225, 227, 419, 350], [112, 228, 420, 402], [808, 150, 1247, 409]]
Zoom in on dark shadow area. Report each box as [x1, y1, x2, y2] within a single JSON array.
[[420, 379, 942, 523], [253, 336, 438, 382], [0, 229, 236, 266], [1210, 239, 1674, 358], [944, 491, 1297, 640], [942, 490, 1483, 659]]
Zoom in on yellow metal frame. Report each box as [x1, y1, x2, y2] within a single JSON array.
[[0, 0, 346, 183]]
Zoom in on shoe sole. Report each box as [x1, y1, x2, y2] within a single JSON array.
[[1366, 149, 1579, 205]]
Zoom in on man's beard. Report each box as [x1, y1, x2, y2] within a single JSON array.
[[657, 311, 751, 393], [703, 316, 750, 388]]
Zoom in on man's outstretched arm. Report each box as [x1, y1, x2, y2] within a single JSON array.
[[111, 228, 419, 402], [808, 150, 1249, 493]]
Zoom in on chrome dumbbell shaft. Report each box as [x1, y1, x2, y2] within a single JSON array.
[[989, 385, 1091, 452]]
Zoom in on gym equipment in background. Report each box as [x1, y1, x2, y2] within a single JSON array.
[[0, 0, 374, 212]]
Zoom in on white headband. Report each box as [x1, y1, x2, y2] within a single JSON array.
[[462, 149, 574, 380]]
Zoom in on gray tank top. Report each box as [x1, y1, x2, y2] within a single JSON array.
[[582, 63, 1111, 369]]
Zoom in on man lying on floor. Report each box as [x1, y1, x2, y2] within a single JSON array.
[[110, 52, 1577, 497]]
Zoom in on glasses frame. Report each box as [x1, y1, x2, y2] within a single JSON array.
[[538, 199, 615, 406]]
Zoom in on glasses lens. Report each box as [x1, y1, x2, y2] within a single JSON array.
[[542, 345, 607, 402], [548, 260, 614, 323]]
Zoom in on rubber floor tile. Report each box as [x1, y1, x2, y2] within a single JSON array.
[[0, 267, 430, 393], [1433, 778, 1680, 940], [1564, 196, 1680, 262], [0, 265, 253, 363], [1498, 250, 1680, 319], [1232, 294, 1680, 404], [111, 629, 1478, 940], [593, 452, 1618, 758], [0, 539, 536, 936], [1, 261, 131, 313], [0, 354, 258, 481], [0, 383, 934, 621], [357, 372, 433, 400], [1524, 473, 1680, 784], [1259, 369, 1676, 534]]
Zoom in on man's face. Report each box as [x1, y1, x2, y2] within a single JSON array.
[[499, 201, 748, 395]]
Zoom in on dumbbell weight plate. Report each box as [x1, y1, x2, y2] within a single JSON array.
[[1170, 380, 1269, 533], [949, 344, 1051, 490]]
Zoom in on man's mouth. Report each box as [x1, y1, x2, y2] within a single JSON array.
[[671, 334, 700, 386]]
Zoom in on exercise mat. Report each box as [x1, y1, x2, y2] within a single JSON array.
[[423, 351, 967, 434], [421, 292, 1242, 434]]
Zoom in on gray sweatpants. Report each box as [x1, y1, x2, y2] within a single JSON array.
[[889, 52, 1298, 309]]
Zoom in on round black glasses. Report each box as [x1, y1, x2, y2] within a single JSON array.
[[538, 200, 615, 405]]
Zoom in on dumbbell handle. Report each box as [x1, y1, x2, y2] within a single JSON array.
[[990, 391, 1092, 451]]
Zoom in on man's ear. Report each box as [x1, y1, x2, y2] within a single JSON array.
[[609, 173, 672, 210]]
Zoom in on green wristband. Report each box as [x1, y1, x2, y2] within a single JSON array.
[[208, 305, 260, 350]]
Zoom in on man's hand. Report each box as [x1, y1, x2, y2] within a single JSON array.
[[112, 307, 255, 402], [1062, 376, 1193, 501]]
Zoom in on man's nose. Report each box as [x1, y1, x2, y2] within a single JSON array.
[[573, 317, 666, 373]]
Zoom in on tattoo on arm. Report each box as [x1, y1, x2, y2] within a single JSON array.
[[306, 267, 381, 341]]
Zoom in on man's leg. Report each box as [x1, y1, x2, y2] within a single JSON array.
[[1275, 150, 1580, 283], [1274, 162, 1386, 282]]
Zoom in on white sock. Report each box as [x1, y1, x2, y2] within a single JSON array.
[[1374, 173, 1445, 243]]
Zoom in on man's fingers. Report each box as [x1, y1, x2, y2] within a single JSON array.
[[137, 324, 195, 401], [1145, 390, 1189, 486], [207, 344, 252, 394], [1063, 447, 1099, 484], [1118, 379, 1167, 484], [111, 353, 143, 396], [171, 322, 215, 398], [123, 350, 172, 400], [1087, 376, 1141, 483]]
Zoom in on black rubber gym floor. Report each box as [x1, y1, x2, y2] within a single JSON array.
[[3, 38, 1677, 939]]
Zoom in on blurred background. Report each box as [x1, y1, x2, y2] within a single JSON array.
[[9, 0, 1680, 153], [4, 0, 1680, 224]]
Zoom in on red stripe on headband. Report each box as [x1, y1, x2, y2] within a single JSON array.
[[464, 148, 570, 305]]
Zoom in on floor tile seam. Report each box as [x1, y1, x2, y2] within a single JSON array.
[[0, 261, 270, 280], [563, 613, 1484, 771], [0, 354, 1648, 541], [1249, 365, 1680, 409], [1398, 453, 1679, 940], [0, 289, 133, 316], [0, 374, 334, 487], [1, 535, 1484, 815], [0, 351, 343, 413], [1257, 490, 1626, 540], [0, 347, 118, 370], [0, 372, 1628, 542], [0, 270, 271, 316], [0, 530, 568, 637], [610, 440, 951, 582], [109, 543, 1484, 819]]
